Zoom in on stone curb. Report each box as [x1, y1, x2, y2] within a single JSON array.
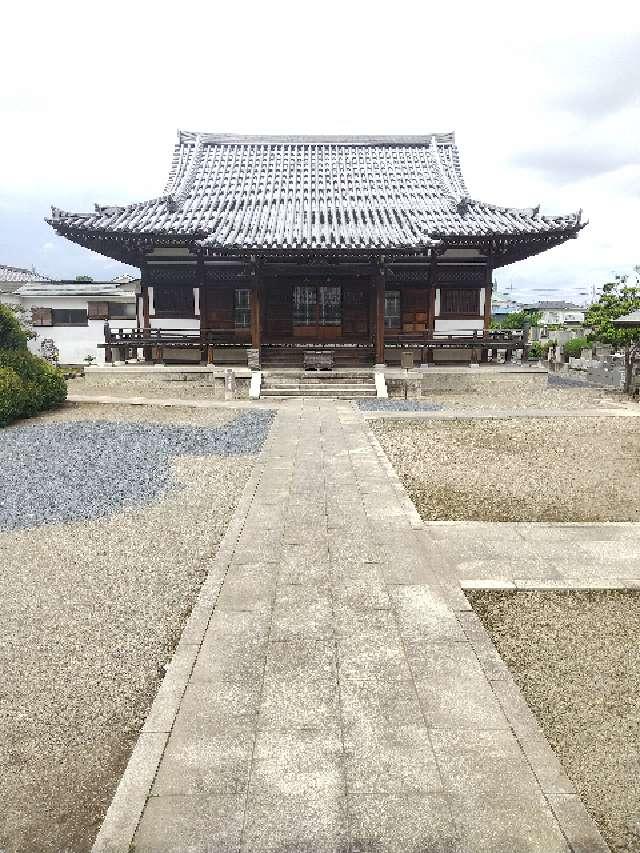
[[66, 394, 271, 409], [90, 447, 268, 852], [363, 424, 423, 530], [361, 407, 640, 419], [460, 579, 640, 591]]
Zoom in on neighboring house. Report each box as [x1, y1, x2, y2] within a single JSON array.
[[47, 130, 584, 366], [1, 268, 139, 364], [491, 291, 521, 320], [0, 264, 51, 307], [523, 301, 585, 325]]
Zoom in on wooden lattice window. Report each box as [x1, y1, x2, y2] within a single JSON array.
[[31, 307, 53, 326], [234, 289, 251, 328], [88, 301, 109, 320], [384, 291, 401, 329], [441, 288, 480, 315], [51, 309, 88, 326], [108, 302, 137, 321], [153, 285, 195, 316]]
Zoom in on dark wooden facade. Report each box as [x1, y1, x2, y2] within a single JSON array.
[[138, 253, 490, 364]]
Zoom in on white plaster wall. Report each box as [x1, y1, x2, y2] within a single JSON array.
[[434, 319, 484, 334], [27, 320, 136, 364], [0, 292, 21, 307], [149, 318, 200, 330]]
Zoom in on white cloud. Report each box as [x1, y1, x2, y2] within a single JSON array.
[[1, 0, 639, 294]]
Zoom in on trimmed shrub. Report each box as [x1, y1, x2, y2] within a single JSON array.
[[0, 349, 67, 425], [0, 367, 28, 427], [0, 304, 30, 351], [563, 337, 589, 358]]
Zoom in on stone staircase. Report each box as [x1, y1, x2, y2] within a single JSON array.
[[260, 370, 377, 399]]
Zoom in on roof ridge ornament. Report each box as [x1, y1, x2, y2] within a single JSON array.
[[167, 134, 204, 211]]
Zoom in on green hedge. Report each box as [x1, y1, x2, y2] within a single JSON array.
[[0, 304, 29, 351], [0, 349, 67, 416], [0, 304, 68, 426], [0, 367, 28, 427]]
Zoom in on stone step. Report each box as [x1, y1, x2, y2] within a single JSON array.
[[261, 386, 375, 398], [262, 378, 375, 387]]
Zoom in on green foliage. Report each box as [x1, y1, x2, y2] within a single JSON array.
[[527, 341, 542, 358], [563, 337, 590, 358], [0, 367, 28, 427], [75, 275, 93, 282], [0, 304, 29, 351], [0, 349, 67, 426], [491, 310, 540, 330], [585, 277, 640, 346]]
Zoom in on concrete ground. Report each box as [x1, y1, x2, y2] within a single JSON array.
[[93, 399, 619, 853]]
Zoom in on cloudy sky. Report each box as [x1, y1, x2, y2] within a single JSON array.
[[1, 0, 638, 303]]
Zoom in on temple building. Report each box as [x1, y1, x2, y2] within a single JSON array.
[[47, 132, 584, 367]]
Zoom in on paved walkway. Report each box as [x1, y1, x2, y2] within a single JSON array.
[[95, 400, 608, 852]]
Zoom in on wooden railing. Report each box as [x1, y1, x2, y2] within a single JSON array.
[[100, 324, 529, 364]]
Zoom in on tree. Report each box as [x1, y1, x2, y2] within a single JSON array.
[[585, 273, 640, 347], [491, 310, 540, 330], [75, 275, 94, 282]]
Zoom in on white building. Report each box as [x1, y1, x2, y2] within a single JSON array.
[[527, 300, 585, 326], [0, 265, 139, 364]]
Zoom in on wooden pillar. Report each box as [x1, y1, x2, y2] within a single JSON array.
[[197, 254, 206, 363], [426, 251, 438, 364], [250, 270, 262, 350], [484, 262, 493, 330], [142, 283, 152, 363], [375, 266, 385, 366], [103, 322, 113, 364], [481, 258, 493, 363]]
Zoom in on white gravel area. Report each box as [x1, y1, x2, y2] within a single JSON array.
[[415, 375, 628, 410], [371, 417, 640, 521], [68, 375, 221, 400], [469, 590, 640, 853], [0, 403, 268, 852]]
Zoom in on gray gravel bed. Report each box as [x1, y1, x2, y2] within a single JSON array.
[[372, 417, 640, 522], [0, 403, 270, 852], [469, 590, 640, 853], [0, 410, 273, 531], [357, 399, 443, 412]]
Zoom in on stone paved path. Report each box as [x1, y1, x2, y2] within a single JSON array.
[[104, 400, 607, 852]]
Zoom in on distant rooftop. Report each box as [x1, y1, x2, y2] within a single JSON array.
[[0, 264, 50, 284], [524, 300, 584, 311], [16, 280, 139, 298]]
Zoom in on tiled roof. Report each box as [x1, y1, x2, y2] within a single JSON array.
[[16, 281, 139, 298], [613, 310, 640, 326], [48, 131, 583, 252], [0, 264, 50, 283], [535, 301, 584, 310]]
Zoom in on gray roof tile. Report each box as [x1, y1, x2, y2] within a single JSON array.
[[48, 131, 582, 252]]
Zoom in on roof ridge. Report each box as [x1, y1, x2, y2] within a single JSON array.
[[177, 130, 457, 146]]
